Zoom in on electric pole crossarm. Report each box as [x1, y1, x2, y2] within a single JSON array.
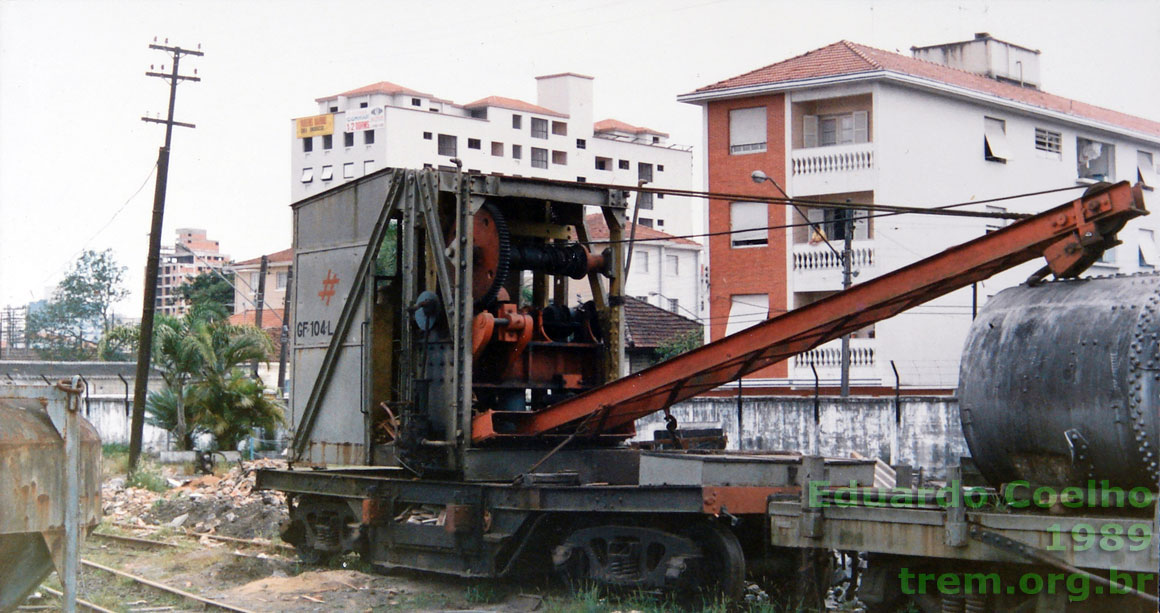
[[140, 117, 196, 129], [148, 43, 203, 57], [144, 72, 201, 82]]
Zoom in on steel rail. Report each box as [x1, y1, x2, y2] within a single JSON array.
[[106, 521, 295, 552], [79, 559, 255, 613], [37, 586, 117, 613]]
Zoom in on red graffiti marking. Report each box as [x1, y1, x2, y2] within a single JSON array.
[[319, 269, 340, 306]]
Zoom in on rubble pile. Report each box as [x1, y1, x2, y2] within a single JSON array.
[[103, 458, 289, 540]]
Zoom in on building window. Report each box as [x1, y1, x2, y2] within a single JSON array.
[[658, 193, 664, 199], [726, 294, 768, 336], [595, 157, 611, 170], [729, 107, 767, 154], [438, 134, 457, 157], [552, 150, 567, 165], [657, 219, 664, 227], [618, 159, 630, 170], [576, 138, 586, 149], [638, 193, 653, 210], [638, 162, 653, 183], [512, 114, 522, 129], [730, 201, 768, 247], [359, 101, 368, 108], [302, 137, 313, 153], [638, 251, 649, 272], [412, 97, 421, 106], [276, 271, 288, 290], [666, 254, 679, 275], [1138, 151, 1157, 188], [321, 165, 334, 181], [322, 134, 333, 150], [531, 147, 548, 169], [531, 118, 548, 139], [804, 207, 860, 242], [636, 218, 652, 228], [1140, 229, 1158, 268], [250, 272, 260, 287], [658, 164, 664, 172], [344, 132, 354, 147], [423, 131, 432, 140], [983, 117, 1009, 162], [803, 111, 868, 148], [300, 167, 313, 183], [467, 138, 481, 150], [1077, 137, 1114, 181], [364, 130, 375, 145], [512, 144, 522, 160], [365, 160, 376, 174], [343, 162, 354, 178], [329, 106, 338, 113], [668, 298, 679, 313], [576, 177, 586, 183], [552, 121, 567, 136], [1035, 127, 1062, 156]]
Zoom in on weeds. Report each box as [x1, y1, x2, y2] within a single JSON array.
[[127, 465, 169, 492], [465, 582, 506, 604]]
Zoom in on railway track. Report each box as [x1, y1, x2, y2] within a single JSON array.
[[77, 558, 255, 613], [104, 521, 295, 553]]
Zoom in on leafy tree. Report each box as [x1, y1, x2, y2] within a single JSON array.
[[374, 221, 398, 276], [28, 249, 128, 360], [97, 323, 139, 361], [144, 387, 199, 451], [179, 272, 234, 313], [655, 329, 704, 362]]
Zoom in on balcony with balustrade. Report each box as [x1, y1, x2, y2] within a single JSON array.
[[791, 337, 879, 384], [791, 142, 876, 196], [792, 239, 877, 292]]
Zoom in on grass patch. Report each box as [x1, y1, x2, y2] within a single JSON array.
[[465, 582, 507, 604], [127, 465, 169, 492]]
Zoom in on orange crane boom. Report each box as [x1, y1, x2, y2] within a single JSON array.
[[473, 182, 1147, 442]]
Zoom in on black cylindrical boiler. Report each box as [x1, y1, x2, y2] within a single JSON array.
[[959, 273, 1160, 489]]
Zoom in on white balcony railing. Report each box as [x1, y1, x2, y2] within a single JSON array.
[[793, 241, 876, 272], [791, 142, 874, 176], [793, 338, 876, 370]]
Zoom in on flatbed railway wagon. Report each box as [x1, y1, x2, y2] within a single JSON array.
[[256, 167, 1152, 608]]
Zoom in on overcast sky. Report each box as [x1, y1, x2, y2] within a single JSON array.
[[2, 0, 1157, 314]]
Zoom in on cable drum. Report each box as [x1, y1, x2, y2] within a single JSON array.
[[958, 272, 1160, 490]]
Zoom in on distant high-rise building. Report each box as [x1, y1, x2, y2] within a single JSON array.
[[156, 228, 229, 316]]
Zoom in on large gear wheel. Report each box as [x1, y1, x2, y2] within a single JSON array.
[[472, 202, 511, 309]]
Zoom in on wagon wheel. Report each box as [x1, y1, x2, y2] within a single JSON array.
[[683, 520, 747, 601]]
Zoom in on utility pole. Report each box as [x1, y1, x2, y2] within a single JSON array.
[[129, 39, 202, 473], [252, 255, 268, 377], [277, 265, 293, 396], [839, 204, 854, 397]]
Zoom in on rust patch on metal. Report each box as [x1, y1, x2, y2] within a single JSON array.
[[702, 486, 797, 515]]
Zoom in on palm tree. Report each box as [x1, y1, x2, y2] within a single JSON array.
[[147, 309, 213, 450], [187, 321, 283, 450]]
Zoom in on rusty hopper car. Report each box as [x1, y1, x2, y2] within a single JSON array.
[[1, 381, 101, 612], [258, 168, 1151, 606]]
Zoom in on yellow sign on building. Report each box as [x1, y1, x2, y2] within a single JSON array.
[[296, 114, 334, 138]]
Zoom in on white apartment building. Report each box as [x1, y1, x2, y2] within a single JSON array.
[[680, 34, 1160, 389], [290, 73, 697, 236]]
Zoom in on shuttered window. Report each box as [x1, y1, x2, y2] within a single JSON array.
[[725, 294, 769, 336], [729, 107, 767, 154], [804, 111, 868, 147], [1138, 151, 1157, 188], [730, 201, 768, 248], [984, 117, 1010, 162]]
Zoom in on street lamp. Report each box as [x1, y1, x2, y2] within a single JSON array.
[[751, 168, 854, 397]]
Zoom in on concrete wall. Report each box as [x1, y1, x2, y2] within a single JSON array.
[[637, 394, 967, 479], [82, 396, 171, 451]]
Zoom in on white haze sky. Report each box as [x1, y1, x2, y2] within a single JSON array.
[[1, 0, 1158, 314]]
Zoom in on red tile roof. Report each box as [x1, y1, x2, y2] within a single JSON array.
[[691, 40, 1160, 138], [317, 80, 435, 103], [234, 248, 293, 267], [623, 296, 701, 349], [463, 95, 568, 118], [584, 213, 700, 246], [594, 118, 669, 138]]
